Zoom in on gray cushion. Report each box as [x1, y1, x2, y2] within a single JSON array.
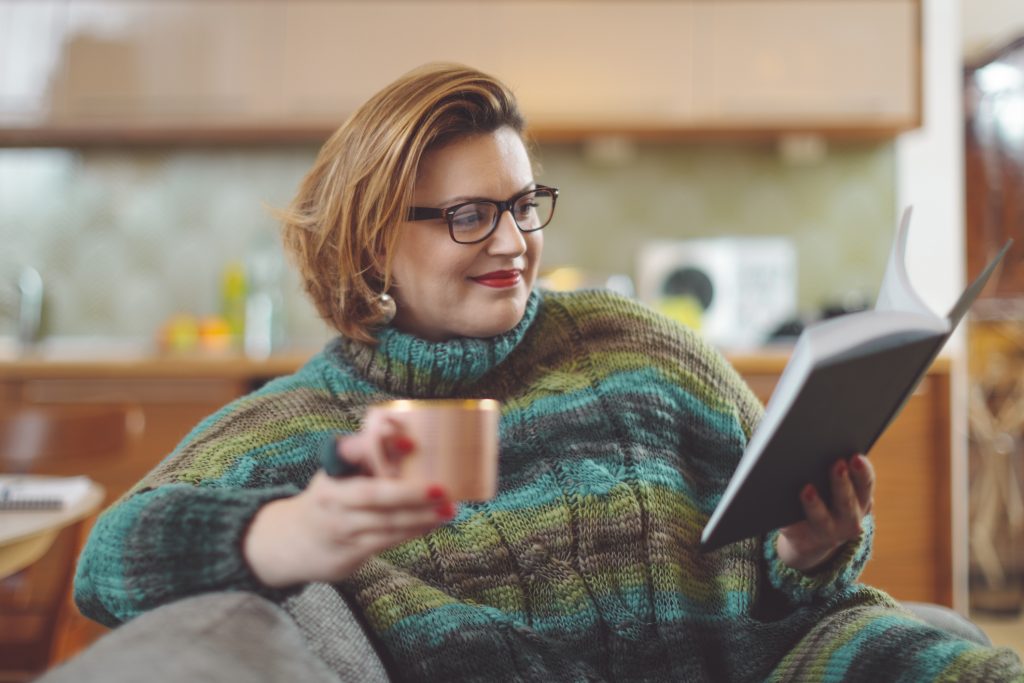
[[283, 582, 390, 682], [38, 592, 347, 683], [902, 601, 993, 646]]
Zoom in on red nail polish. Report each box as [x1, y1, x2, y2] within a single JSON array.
[[802, 485, 816, 503], [395, 436, 415, 453], [834, 461, 847, 478], [437, 501, 456, 519], [426, 485, 446, 501]]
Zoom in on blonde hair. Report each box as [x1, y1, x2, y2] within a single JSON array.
[[280, 63, 527, 343]]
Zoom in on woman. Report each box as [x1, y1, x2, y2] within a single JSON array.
[[75, 64, 1022, 681]]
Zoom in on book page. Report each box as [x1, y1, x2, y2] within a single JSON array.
[[875, 207, 936, 318]]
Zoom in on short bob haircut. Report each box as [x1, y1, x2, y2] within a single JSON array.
[[280, 63, 527, 343]]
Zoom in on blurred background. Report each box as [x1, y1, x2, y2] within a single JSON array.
[[0, 0, 1022, 679]]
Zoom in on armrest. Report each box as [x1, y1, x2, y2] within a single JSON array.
[[37, 591, 366, 683], [901, 601, 992, 646]]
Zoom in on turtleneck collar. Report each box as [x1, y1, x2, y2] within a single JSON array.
[[327, 289, 541, 398]]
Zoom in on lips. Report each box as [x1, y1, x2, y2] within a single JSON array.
[[470, 269, 522, 288]]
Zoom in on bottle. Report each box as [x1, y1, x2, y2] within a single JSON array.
[[220, 261, 247, 349]]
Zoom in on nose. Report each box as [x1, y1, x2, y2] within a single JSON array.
[[486, 210, 527, 256]]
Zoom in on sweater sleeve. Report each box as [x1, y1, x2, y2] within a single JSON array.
[[762, 514, 874, 604], [73, 360, 362, 627], [73, 483, 302, 627]]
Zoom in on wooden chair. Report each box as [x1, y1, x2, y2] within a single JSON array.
[[0, 404, 142, 682]]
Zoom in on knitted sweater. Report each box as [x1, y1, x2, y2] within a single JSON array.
[[75, 290, 1023, 682]]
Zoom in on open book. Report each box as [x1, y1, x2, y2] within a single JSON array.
[[700, 208, 1011, 552]]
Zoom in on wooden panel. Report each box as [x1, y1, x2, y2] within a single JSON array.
[[860, 373, 952, 605], [692, 0, 919, 127], [737, 366, 953, 606], [0, 376, 255, 671]]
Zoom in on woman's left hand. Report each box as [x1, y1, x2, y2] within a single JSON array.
[[775, 454, 875, 573]]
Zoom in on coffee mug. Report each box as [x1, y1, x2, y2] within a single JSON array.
[[365, 399, 500, 501]]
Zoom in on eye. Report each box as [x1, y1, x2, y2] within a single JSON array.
[[450, 206, 487, 231], [515, 200, 539, 218]]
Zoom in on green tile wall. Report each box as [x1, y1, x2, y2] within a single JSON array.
[[0, 140, 896, 346]]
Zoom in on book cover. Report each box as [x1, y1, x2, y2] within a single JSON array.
[[700, 208, 1011, 552]]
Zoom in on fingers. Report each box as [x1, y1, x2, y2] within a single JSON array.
[[848, 454, 875, 514], [827, 460, 863, 537], [332, 505, 448, 539], [799, 484, 833, 536], [309, 472, 449, 509], [336, 417, 417, 478]]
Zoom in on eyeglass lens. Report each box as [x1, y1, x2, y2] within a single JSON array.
[[449, 189, 555, 243]]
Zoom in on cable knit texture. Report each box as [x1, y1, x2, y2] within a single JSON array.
[[75, 289, 1023, 682]]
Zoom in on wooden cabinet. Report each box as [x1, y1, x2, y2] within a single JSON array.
[[734, 354, 954, 607], [0, 355, 307, 669], [6, 377, 246, 502], [690, 1, 919, 130], [0, 0, 920, 145]]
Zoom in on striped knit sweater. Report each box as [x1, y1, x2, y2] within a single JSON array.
[[75, 289, 1023, 682]]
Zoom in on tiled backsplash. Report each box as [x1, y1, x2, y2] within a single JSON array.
[[0, 140, 895, 346]]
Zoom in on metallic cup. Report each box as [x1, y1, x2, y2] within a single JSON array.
[[365, 399, 500, 501]]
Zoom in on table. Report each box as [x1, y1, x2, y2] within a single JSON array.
[[0, 476, 104, 579]]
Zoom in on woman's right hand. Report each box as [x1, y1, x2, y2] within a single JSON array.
[[243, 427, 453, 588]]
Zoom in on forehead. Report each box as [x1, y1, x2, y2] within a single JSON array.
[[414, 128, 532, 199]]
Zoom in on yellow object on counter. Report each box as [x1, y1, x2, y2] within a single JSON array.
[[220, 261, 248, 344]]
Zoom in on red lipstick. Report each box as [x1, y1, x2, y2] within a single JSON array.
[[471, 270, 522, 288]]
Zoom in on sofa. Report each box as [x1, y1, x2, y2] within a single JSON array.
[[36, 584, 991, 683]]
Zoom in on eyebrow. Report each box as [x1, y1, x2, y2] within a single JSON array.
[[432, 182, 536, 207]]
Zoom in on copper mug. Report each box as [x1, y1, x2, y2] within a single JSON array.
[[365, 399, 500, 501]]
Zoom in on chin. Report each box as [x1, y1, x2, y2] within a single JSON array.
[[462, 303, 527, 339]]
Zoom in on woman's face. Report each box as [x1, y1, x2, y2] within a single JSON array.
[[389, 126, 543, 341]]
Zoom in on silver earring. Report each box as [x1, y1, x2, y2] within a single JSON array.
[[377, 292, 396, 324]]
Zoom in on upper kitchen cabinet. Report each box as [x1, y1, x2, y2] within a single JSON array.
[[690, 1, 920, 133], [0, 0, 920, 145], [0, 0, 291, 143]]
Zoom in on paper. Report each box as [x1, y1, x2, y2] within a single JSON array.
[[0, 476, 92, 510]]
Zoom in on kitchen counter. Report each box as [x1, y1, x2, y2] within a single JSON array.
[[0, 347, 950, 384], [0, 350, 319, 380]]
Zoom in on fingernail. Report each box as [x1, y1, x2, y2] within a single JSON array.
[[426, 484, 446, 501], [833, 461, 847, 478], [436, 501, 457, 519], [395, 436, 415, 454], [802, 485, 817, 503], [851, 455, 865, 471]]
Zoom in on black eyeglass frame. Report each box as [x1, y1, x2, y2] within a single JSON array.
[[405, 185, 559, 245]]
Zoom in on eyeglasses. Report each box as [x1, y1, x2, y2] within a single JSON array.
[[406, 185, 559, 245]]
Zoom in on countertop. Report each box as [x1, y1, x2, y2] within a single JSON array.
[[0, 345, 951, 380]]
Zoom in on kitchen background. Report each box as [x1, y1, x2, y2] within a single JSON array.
[[2, 0, 1024, 677]]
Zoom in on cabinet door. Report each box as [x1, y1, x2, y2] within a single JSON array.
[[691, 0, 919, 128], [16, 377, 247, 499], [279, 1, 494, 124], [49, 0, 286, 125], [739, 368, 953, 605], [489, 1, 696, 128]]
